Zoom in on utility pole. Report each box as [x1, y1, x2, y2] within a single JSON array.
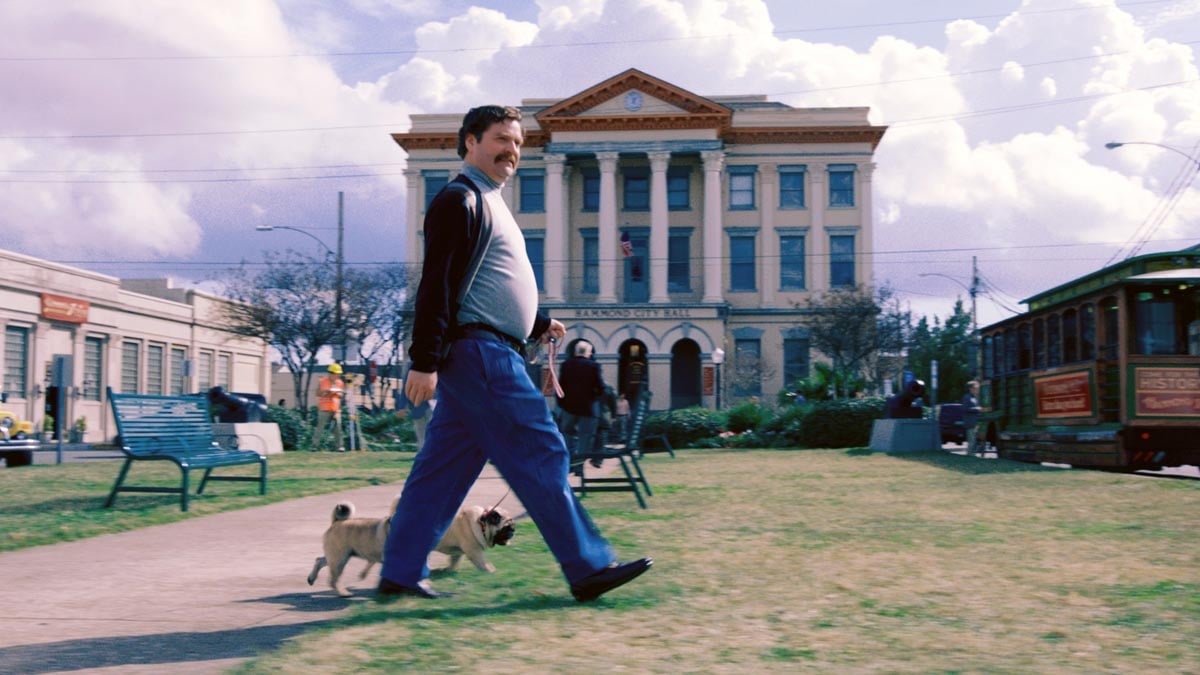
[[970, 256, 980, 376], [336, 191, 345, 364]]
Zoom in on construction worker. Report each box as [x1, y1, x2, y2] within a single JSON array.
[[311, 363, 346, 452]]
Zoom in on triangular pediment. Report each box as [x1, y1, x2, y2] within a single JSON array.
[[535, 69, 731, 132]]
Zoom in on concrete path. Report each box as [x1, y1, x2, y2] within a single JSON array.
[[0, 466, 524, 674]]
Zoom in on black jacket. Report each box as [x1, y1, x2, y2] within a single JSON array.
[[409, 174, 551, 373], [558, 356, 605, 417]]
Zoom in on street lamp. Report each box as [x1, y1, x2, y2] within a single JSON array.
[[255, 224, 333, 256], [256, 191, 347, 362], [711, 347, 725, 410], [919, 258, 981, 380], [1105, 141, 1200, 168], [917, 258, 979, 339]]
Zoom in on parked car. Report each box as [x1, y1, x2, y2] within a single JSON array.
[[937, 403, 965, 444], [0, 406, 34, 441], [0, 404, 36, 467]]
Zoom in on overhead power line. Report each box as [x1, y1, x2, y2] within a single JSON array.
[[0, 0, 1173, 62]]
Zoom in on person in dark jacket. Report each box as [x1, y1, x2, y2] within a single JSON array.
[[558, 340, 606, 462], [378, 105, 651, 603]]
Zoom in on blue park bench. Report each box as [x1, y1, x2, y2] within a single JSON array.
[[105, 388, 268, 512]]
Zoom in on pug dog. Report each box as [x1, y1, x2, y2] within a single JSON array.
[[434, 504, 517, 574], [307, 499, 515, 596]]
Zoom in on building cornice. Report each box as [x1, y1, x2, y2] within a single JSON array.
[[724, 126, 888, 149]]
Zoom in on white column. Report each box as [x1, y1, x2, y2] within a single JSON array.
[[404, 169, 422, 266], [543, 154, 567, 302], [859, 162, 875, 288], [648, 151, 671, 303], [597, 152, 620, 303], [809, 163, 827, 291], [760, 163, 778, 307], [701, 150, 725, 303]]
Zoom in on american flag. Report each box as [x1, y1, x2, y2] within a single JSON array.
[[620, 231, 633, 257]]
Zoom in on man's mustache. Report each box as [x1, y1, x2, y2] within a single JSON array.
[[496, 153, 517, 164]]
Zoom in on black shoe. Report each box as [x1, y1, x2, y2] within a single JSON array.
[[589, 458, 604, 469], [570, 558, 653, 602], [377, 577, 455, 600]]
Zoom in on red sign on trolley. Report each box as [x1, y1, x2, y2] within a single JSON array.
[[1034, 371, 1093, 418]]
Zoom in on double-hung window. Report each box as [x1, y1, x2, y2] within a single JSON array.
[[524, 231, 545, 291], [779, 231, 806, 290], [518, 170, 544, 213], [828, 164, 856, 207], [3, 326, 29, 396], [668, 167, 690, 210], [668, 228, 692, 292], [779, 166, 806, 209], [729, 231, 757, 291], [623, 169, 649, 211], [582, 171, 600, 212], [423, 170, 449, 211], [728, 166, 756, 210], [581, 230, 599, 293], [830, 233, 856, 287]]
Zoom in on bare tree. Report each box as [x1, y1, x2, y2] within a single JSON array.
[[343, 263, 420, 408], [217, 250, 339, 416], [802, 285, 908, 398]]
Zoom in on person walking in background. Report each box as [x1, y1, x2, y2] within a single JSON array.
[[378, 105, 651, 602], [962, 380, 982, 455], [558, 340, 606, 460], [614, 392, 630, 442], [311, 363, 345, 452]]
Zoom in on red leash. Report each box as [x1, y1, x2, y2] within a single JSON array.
[[545, 339, 565, 399]]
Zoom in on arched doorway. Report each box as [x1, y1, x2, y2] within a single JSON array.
[[670, 339, 702, 409], [617, 339, 649, 402]]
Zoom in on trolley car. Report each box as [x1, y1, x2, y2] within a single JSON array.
[[979, 248, 1200, 470]]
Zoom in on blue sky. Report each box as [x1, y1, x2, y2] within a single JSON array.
[[2, 0, 1199, 327]]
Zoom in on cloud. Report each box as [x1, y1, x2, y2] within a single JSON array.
[[0, 0, 411, 259]]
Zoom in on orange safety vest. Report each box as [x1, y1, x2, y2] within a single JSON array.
[[317, 375, 344, 412]]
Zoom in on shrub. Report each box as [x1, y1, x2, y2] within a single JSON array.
[[799, 396, 886, 449], [644, 406, 724, 448], [264, 405, 307, 451], [760, 405, 810, 447], [725, 401, 772, 433]]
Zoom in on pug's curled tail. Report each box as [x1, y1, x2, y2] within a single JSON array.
[[332, 502, 355, 522]]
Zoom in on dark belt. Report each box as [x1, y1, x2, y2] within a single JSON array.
[[454, 322, 526, 354]]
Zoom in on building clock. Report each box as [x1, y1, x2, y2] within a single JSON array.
[[624, 91, 643, 112]]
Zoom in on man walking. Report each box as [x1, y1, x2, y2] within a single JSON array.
[[379, 105, 651, 602], [558, 340, 606, 460], [311, 363, 345, 452]]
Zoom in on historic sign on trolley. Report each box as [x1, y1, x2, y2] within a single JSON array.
[[1134, 367, 1200, 416]]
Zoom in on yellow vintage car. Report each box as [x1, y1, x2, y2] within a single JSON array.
[[0, 407, 35, 441]]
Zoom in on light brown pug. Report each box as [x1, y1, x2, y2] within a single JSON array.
[[307, 500, 516, 596]]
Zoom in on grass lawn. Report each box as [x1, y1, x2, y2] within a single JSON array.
[[233, 449, 1198, 673], [0, 450, 414, 551], [2, 448, 1197, 671]]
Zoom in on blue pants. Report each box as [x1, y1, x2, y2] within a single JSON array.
[[381, 336, 615, 586]]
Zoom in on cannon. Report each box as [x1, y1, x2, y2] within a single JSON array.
[[207, 387, 269, 423], [885, 379, 926, 419]]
